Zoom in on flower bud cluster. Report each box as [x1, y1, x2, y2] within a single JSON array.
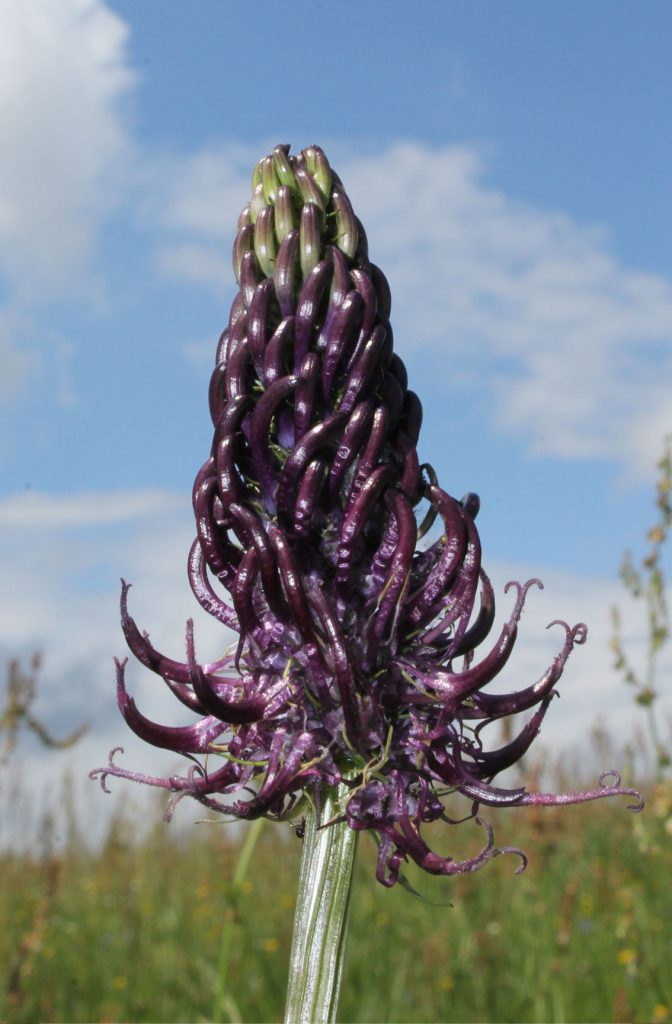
[[92, 145, 642, 885]]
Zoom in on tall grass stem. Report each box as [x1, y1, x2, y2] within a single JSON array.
[[213, 817, 265, 1023]]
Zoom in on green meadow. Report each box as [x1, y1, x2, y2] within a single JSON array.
[[2, 758, 670, 1024]]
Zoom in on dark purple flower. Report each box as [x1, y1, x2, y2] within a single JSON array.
[[91, 145, 642, 886]]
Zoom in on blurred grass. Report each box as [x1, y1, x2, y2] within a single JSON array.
[[1, 767, 671, 1024]]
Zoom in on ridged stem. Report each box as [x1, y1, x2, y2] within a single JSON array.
[[284, 783, 359, 1024]]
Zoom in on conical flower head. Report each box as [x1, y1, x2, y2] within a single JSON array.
[[93, 145, 642, 886]]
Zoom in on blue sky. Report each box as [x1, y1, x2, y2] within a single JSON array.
[[1, 0, 670, 838]]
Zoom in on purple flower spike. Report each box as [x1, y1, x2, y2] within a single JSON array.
[[91, 145, 643, 886]]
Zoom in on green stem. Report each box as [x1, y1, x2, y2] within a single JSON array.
[[284, 783, 359, 1024]]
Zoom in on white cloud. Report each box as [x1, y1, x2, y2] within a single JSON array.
[[155, 139, 672, 480], [0, 0, 135, 298], [0, 0, 136, 423], [343, 143, 672, 480]]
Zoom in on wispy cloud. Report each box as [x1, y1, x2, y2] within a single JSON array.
[[0, 311, 34, 406], [150, 142, 257, 239], [147, 141, 260, 289], [154, 139, 672, 480], [156, 242, 231, 291], [182, 336, 220, 369], [483, 559, 672, 757], [0, 489, 184, 528]]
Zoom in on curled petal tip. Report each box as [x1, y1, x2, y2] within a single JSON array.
[[511, 850, 529, 874], [598, 769, 645, 813], [89, 746, 126, 794], [504, 577, 544, 600]]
